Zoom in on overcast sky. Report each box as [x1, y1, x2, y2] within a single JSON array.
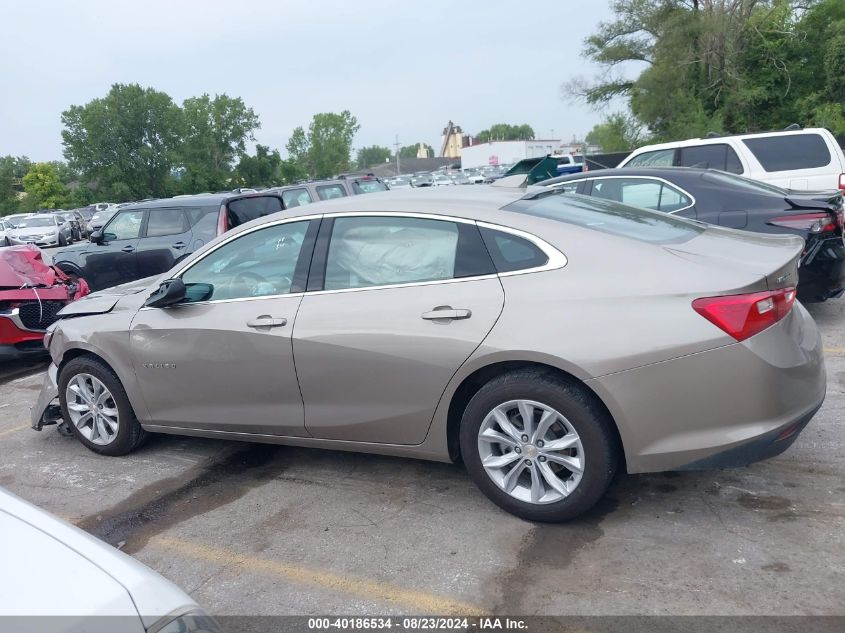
[[1, 0, 615, 162]]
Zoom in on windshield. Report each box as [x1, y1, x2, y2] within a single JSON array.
[[16, 217, 56, 228], [505, 192, 703, 244], [701, 170, 788, 195]]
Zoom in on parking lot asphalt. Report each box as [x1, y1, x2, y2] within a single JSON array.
[[0, 300, 843, 616]]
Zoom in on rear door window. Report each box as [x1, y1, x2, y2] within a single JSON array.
[[316, 184, 348, 201], [679, 144, 744, 174], [145, 208, 188, 237], [589, 178, 691, 213], [323, 216, 486, 290], [624, 149, 675, 167], [281, 188, 313, 208], [742, 134, 832, 172], [226, 195, 284, 229]]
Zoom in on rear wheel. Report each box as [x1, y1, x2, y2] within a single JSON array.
[[58, 356, 146, 456], [460, 370, 619, 522]]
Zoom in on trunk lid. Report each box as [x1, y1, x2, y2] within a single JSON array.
[[664, 226, 804, 292]]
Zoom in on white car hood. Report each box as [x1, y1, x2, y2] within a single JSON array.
[[0, 488, 195, 628]]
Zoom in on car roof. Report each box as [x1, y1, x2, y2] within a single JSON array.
[[258, 184, 529, 225], [117, 191, 282, 211], [626, 127, 833, 154]]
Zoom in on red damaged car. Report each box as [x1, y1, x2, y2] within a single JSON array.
[[0, 246, 90, 360]]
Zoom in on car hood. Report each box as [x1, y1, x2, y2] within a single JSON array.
[[7, 226, 57, 236], [0, 488, 195, 625], [59, 275, 162, 317], [0, 245, 61, 288]]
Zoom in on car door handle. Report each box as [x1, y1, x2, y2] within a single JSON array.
[[421, 308, 472, 321], [121, 245, 135, 253], [246, 316, 288, 328], [172, 241, 187, 249]]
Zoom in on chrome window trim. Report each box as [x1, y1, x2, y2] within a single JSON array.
[[549, 175, 696, 214], [160, 210, 567, 305]]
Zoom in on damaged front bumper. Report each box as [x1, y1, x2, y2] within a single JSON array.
[[30, 362, 61, 431]]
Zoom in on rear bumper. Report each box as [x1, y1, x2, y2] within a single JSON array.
[[675, 401, 820, 470], [588, 302, 826, 473]]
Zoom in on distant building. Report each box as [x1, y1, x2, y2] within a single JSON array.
[[416, 143, 430, 158], [440, 120, 469, 158], [459, 139, 562, 170], [558, 140, 601, 155]]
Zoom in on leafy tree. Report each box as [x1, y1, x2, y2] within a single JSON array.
[[356, 145, 392, 169], [235, 144, 282, 187], [567, 0, 845, 140], [474, 123, 535, 142], [286, 111, 360, 179], [61, 83, 182, 200], [586, 112, 645, 152], [21, 163, 69, 210], [0, 155, 31, 214], [399, 143, 434, 159], [179, 94, 260, 192]]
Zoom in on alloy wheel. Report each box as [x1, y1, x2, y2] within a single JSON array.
[[477, 399, 584, 504], [65, 373, 120, 446]]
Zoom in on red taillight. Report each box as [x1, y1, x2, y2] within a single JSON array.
[[839, 173, 845, 192], [217, 204, 228, 236], [692, 287, 796, 342], [768, 212, 836, 233]]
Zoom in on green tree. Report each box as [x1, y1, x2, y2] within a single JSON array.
[[356, 145, 392, 169], [586, 112, 645, 152], [286, 111, 360, 179], [0, 155, 31, 214], [235, 144, 283, 187], [21, 163, 69, 210], [61, 83, 182, 200], [566, 0, 845, 140], [179, 93, 261, 192], [474, 123, 535, 142], [398, 143, 434, 159]]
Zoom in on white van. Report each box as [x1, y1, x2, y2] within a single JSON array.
[[619, 127, 845, 191]]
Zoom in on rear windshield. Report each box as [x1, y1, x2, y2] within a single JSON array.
[[505, 193, 703, 244], [351, 179, 388, 194], [226, 195, 284, 229], [701, 170, 788, 195], [742, 134, 831, 172]]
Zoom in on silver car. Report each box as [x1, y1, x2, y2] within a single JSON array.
[[31, 187, 825, 522], [7, 213, 74, 247], [0, 487, 219, 631]]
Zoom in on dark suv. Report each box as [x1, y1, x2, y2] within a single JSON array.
[[53, 193, 286, 291]]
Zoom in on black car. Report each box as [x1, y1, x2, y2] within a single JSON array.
[[53, 192, 286, 291], [538, 167, 845, 301]]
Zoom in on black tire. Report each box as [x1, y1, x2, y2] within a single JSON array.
[[459, 369, 619, 523], [58, 233, 67, 247], [58, 355, 147, 456]]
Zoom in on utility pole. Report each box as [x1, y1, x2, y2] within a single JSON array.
[[394, 134, 401, 176]]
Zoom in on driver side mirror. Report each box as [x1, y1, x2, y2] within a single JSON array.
[[145, 279, 187, 308], [90, 230, 103, 244]]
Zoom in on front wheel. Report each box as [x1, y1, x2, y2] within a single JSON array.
[[58, 356, 146, 456], [460, 370, 619, 522]]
